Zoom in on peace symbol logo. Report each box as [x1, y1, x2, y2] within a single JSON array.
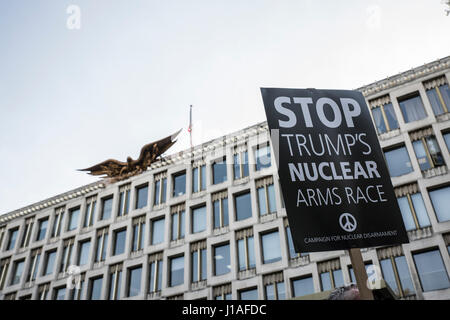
[[339, 213, 357, 232]]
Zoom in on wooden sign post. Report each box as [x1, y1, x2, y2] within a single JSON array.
[[348, 248, 374, 300]]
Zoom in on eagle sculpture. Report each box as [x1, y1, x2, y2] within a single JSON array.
[[79, 129, 181, 182]]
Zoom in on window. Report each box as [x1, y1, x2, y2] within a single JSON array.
[[171, 204, 185, 241], [6, 227, 19, 251], [113, 228, 127, 256], [413, 248, 450, 292], [20, 218, 34, 248], [169, 255, 184, 287], [95, 228, 108, 262], [264, 272, 285, 300], [43, 249, 57, 276], [410, 130, 444, 171], [135, 184, 148, 209], [318, 260, 344, 291], [154, 172, 167, 205], [378, 246, 415, 298], [424, 76, 450, 116], [36, 217, 49, 241], [191, 241, 207, 283], [236, 228, 256, 271], [78, 239, 91, 266], [256, 176, 277, 216], [118, 184, 131, 216], [89, 276, 103, 300], [151, 217, 165, 245], [369, 96, 399, 134], [233, 148, 249, 180], [192, 205, 206, 234], [108, 264, 122, 300], [213, 158, 227, 184], [83, 196, 97, 228], [132, 216, 145, 252], [214, 283, 232, 300], [214, 243, 231, 276], [292, 275, 314, 297], [4, 292, 16, 300], [429, 185, 450, 222], [66, 207, 79, 231], [53, 286, 66, 300], [398, 92, 427, 123], [384, 146, 413, 177], [60, 238, 74, 273], [443, 132, 450, 152], [255, 144, 271, 171], [261, 230, 282, 264], [285, 221, 308, 259], [38, 283, 50, 300], [0, 258, 11, 290], [127, 265, 142, 297], [395, 184, 431, 231], [213, 190, 229, 229], [51, 207, 65, 238], [149, 253, 163, 293], [26, 248, 42, 282], [10, 259, 25, 286], [192, 163, 206, 193], [239, 287, 258, 300], [69, 273, 85, 300], [235, 191, 252, 221], [173, 171, 186, 197], [100, 196, 113, 220]]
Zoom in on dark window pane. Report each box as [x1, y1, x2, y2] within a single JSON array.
[[240, 288, 258, 300], [410, 193, 431, 227], [37, 219, 48, 241], [192, 206, 206, 233], [90, 277, 103, 300], [395, 256, 415, 296], [68, 208, 80, 231], [173, 173, 186, 197], [44, 251, 56, 275], [413, 140, 431, 171], [55, 287, 66, 300], [380, 259, 399, 295], [413, 249, 450, 292], [399, 94, 427, 123], [152, 218, 165, 245], [261, 231, 281, 264], [320, 272, 332, 291], [427, 88, 445, 116], [233, 154, 240, 180], [79, 241, 91, 266], [440, 84, 450, 110], [235, 192, 252, 221], [11, 260, 24, 285], [214, 244, 231, 276], [102, 198, 113, 220], [213, 159, 227, 184], [113, 230, 126, 256], [154, 180, 161, 205], [292, 276, 314, 297], [192, 167, 199, 193], [128, 267, 142, 297], [397, 196, 416, 231], [170, 256, 184, 287], [384, 146, 413, 177], [162, 178, 167, 203], [333, 269, 344, 288], [136, 185, 148, 209], [257, 187, 267, 215], [286, 227, 297, 259], [256, 145, 271, 171], [429, 186, 450, 222], [384, 103, 399, 130], [372, 107, 386, 134]]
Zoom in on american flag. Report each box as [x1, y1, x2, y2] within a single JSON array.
[[188, 105, 193, 148]]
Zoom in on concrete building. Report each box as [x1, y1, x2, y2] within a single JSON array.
[[1, 56, 450, 301]]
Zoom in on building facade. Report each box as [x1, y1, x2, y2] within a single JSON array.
[[1, 57, 450, 301]]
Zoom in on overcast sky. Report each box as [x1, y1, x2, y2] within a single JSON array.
[[1, 0, 449, 215]]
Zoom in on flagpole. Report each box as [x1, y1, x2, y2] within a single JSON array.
[[189, 105, 193, 148]]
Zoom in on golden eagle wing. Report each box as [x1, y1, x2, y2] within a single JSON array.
[[136, 129, 182, 168], [78, 159, 127, 177]]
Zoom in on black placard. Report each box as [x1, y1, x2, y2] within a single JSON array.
[[261, 88, 409, 252]]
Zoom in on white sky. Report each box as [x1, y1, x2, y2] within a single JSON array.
[[1, 0, 449, 215]]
